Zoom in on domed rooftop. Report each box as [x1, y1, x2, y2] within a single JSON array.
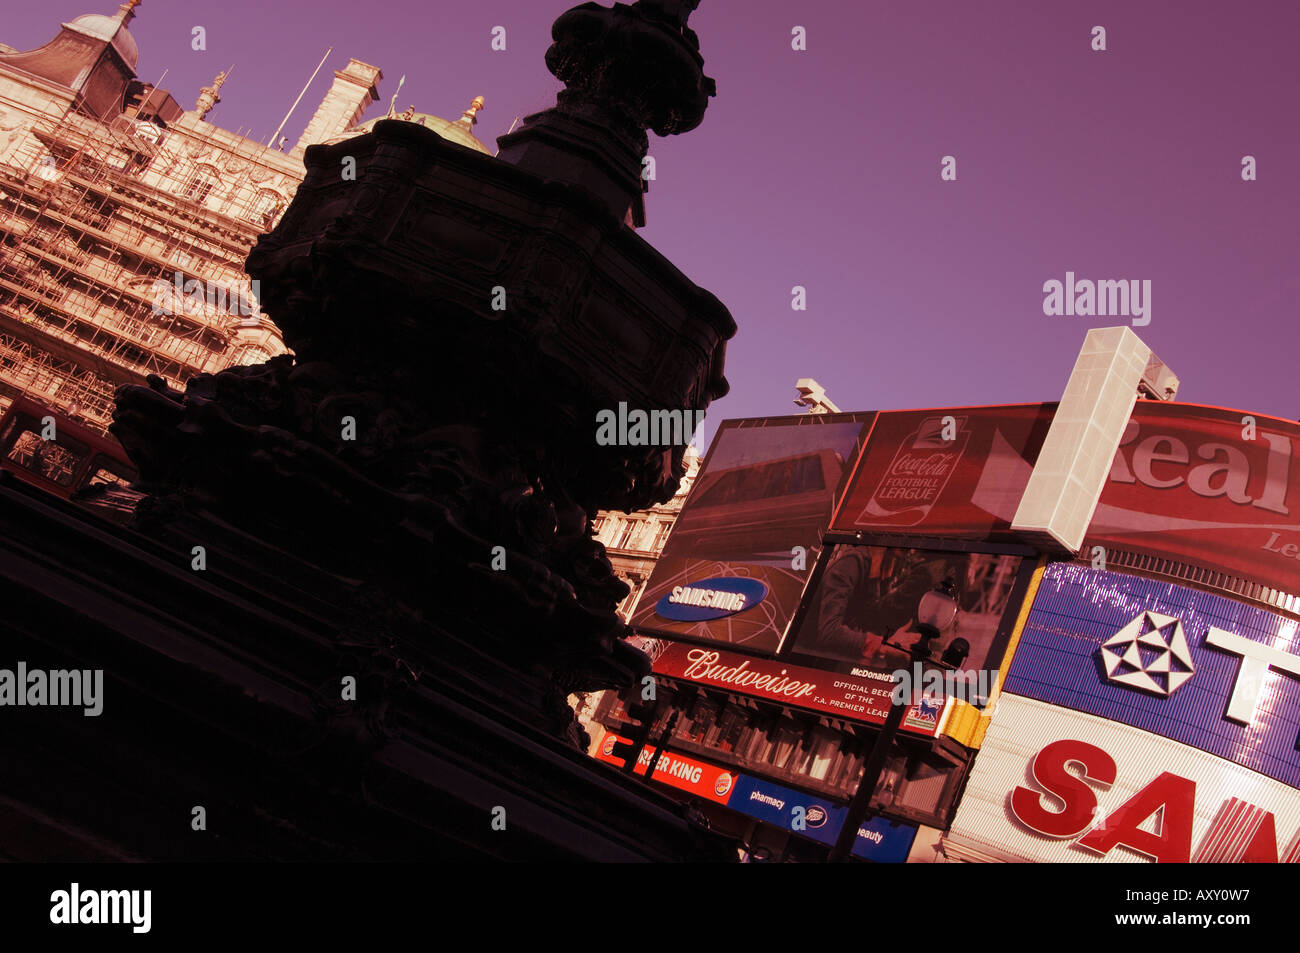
[[0, 2, 145, 114], [65, 10, 138, 71], [323, 96, 491, 155]]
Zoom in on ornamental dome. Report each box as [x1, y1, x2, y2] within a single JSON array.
[[65, 13, 138, 71]]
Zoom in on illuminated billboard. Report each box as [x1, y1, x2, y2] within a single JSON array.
[[831, 401, 1300, 601], [784, 543, 1029, 690], [593, 734, 737, 804], [646, 639, 944, 734], [1006, 563, 1300, 789], [630, 413, 874, 654], [1084, 402, 1300, 600], [944, 693, 1300, 863], [593, 730, 920, 861], [831, 404, 1055, 540]]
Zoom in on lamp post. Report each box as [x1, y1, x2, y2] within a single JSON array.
[[827, 578, 959, 862]]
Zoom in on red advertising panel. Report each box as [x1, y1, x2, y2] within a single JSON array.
[[648, 640, 943, 736], [631, 413, 874, 654], [831, 400, 1300, 600], [593, 732, 738, 803], [831, 404, 1055, 540], [1086, 402, 1300, 598]]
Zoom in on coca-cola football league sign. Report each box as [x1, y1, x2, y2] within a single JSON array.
[[831, 404, 1054, 540]]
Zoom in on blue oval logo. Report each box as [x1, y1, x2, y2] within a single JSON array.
[[805, 805, 829, 828], [654, 577, 769, 622]]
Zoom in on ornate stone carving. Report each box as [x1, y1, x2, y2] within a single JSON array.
[[195, 69, 227, 121], [497, 0, 716, 226]]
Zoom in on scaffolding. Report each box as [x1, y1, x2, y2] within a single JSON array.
[[0, 108, 289, 432]]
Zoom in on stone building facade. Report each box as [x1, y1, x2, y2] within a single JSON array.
[[573, 444, 700, 735], [595, 444, 700, 620], [0, 3, 487, 433]]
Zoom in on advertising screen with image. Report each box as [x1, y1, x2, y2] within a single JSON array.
[[629, 412, 874, 654], [786, 543, 1028, 689]]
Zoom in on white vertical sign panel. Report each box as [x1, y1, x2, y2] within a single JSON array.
[[1013, 326, 1151, 554]]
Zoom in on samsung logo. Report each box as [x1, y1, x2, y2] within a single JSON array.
[[655, 577, 768, 622]]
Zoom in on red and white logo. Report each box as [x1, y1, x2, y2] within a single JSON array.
[[858, 416, 971, 526], [1011, 738, 1300, 863]]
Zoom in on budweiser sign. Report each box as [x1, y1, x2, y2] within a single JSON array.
[[679, 649, 818, 700], [652, 642, 943, 735]]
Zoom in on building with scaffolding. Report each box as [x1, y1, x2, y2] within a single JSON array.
[[0, 3, 490, 433], [594, 445, 701, 621]]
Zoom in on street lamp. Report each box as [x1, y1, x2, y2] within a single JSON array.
[[827, 577, 959, 862], [914, 577, 958, 646]]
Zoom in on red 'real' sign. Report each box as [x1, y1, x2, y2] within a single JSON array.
[[831, 404, 1054, 540], [1086, 403, 1300, 597], [594, 733, 737, 803], [651, 642, 943, 736]]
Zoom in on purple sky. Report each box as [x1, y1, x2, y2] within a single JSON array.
[[7, 1, 1299, 449]]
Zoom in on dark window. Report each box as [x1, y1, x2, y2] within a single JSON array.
[[868, 741, 968, 828], [5, 424, 88, 486], [82, 454, 136, 488]]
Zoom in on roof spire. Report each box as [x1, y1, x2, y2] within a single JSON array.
[[195, 66, 232, 121], [457, 95, 485, 128], [118, 0, 142, 26]]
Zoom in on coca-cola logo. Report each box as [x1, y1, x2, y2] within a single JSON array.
[[890, 451, 958, 478]]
